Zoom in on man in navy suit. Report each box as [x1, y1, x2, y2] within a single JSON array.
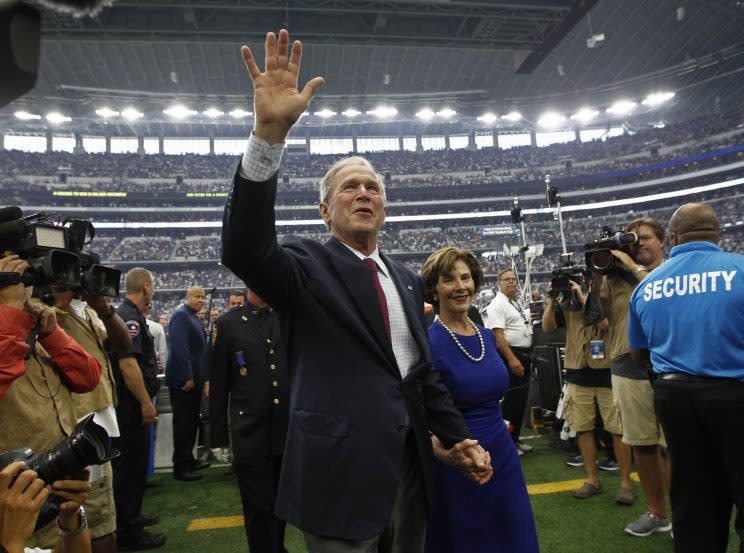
[[165, 286, 209, 481], [221, 30, 492, 553]]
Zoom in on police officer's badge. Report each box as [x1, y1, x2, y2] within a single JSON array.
[[126, 320, 140, 338]]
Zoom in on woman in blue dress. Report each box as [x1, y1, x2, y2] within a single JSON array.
[[421, 247, 540, 553]]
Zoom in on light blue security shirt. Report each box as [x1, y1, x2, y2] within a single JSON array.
[[628, 241, 744, 381]]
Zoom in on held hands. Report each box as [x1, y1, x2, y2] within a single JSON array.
[[0, 461, 49, 553], [241, 29, 324, 145], [431, 436, 493, 485]]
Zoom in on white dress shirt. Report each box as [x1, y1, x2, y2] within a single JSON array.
[[484, 291, 533, 348]]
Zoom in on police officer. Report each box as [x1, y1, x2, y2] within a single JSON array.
[[110, 267, 166, 551], [629, 203, 744, 553], [207, 287, 289, 553]]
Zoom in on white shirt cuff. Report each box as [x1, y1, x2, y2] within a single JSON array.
[[238, 133, 285, 181]]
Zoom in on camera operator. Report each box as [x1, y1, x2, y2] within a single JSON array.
[[542, 276, 634, 504], [51, 285, 132, 553], [0, 254, 101, 549], [0, 461, 92, 553], [593, 217, 670, 537]]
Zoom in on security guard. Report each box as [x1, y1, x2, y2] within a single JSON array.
[[207, 288, 289, 553], [109, 268, 166, 551], [629, 203, 744, 553]]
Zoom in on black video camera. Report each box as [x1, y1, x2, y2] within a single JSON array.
[[0, 414, 119, 531], [583, 226, 638, 273], [0, 206, 120, 295], [550, 253, 584, 299]]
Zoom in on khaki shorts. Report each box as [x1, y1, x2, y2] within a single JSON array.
[[611, 374, 666, 447], [563, 383, 622, 435], [85, 460, 117, 538]]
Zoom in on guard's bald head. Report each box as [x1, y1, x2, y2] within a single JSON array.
[[668, 203, 720, 245], [186, 286, 205, 299]]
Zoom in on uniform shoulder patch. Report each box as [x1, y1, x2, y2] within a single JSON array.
[[126, 320, 140, 338]]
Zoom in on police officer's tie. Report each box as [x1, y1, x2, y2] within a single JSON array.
[[363, 258, 391, 343]]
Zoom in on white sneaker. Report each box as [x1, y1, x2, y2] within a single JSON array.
[[516, 441, 533, 453]]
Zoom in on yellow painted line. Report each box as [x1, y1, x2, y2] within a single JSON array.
[[188, 515, 244, 531], [187, 473, 642, 530]]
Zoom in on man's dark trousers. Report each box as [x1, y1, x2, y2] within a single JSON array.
[[500, 346, 532, 443], [170, 387, 202, 471], [654, 377, 744, 553], [112, 395, 148, 541], [235, 454, 288, 553]]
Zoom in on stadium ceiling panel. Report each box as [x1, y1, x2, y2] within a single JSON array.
[[3, 0, 744, 132]]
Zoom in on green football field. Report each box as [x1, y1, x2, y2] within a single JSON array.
[[143, 435, 739, 552]]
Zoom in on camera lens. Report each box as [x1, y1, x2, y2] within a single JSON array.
[[590, 250, 613, 272]]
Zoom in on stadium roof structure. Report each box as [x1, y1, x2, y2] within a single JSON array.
[[3, 0, 744, 137]]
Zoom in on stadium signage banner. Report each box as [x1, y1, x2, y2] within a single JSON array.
[[185, 192, 229, 198], [53, 191, 127, 197], [477, 224, 519, 237]]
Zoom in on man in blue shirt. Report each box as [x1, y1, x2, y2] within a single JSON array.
[[628, 203, 744, 553], [165, 286, 209, 481]]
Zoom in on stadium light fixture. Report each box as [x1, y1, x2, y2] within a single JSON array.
[[45, 112, 71, 124], [121, 107, 144, 121], [229, 108, 252, 119], [366, 106, 398, 118], [502, 111, 522, 122], [642, 91, 675, 107], [537, 111, 566, 128], [95, 107, 119, 119], [342, 108, 361, 117], [606, 100, 637, 116], [164, 105, 197, 119], [14, 111, 41, 120], [203, 108, 224, 118], [477, 112, 498, 124], [415, 108, 435, 121], [315, 109, 337, 118], [570, 108, 599, 123], [437, 108, 456, 119]]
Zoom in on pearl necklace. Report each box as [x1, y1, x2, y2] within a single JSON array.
[[435, 315, 486, 362]]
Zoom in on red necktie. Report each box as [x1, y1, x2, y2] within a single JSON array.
[[364, 258, 391, 343]]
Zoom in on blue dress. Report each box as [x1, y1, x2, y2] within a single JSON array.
[[425, 321, 540, 553]]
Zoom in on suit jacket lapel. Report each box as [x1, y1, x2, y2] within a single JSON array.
[[381, 252, 430, 362], [326, 238, 398, 372]]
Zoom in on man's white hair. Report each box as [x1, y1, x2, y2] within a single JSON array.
[[318, 156, 387, 205]]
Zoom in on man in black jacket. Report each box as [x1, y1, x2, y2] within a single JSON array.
[[221, 29, 491, 553], [207, 288, 289, 553]]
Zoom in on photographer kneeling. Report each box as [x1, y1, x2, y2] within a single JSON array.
[[0, 254, 101, 549]]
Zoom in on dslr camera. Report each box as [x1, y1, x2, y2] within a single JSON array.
[[550, 253, 584, 300], [0, 414, 119, 531], [0, 206, 120, 295], [583, 226, 638, 274]]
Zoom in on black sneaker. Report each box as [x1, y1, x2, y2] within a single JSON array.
[[598, 459, 619, 471], [132, 513, 160, 527], [118, 530, 166, 551], [565, 454, 584, 467]]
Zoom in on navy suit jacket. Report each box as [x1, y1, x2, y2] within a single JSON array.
[[164, 304, 207, 388], [221, 170, 470, 540]]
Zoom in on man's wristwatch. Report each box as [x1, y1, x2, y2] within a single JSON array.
[[57, 505, 87, 537], [633, 265, 648, 277]]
